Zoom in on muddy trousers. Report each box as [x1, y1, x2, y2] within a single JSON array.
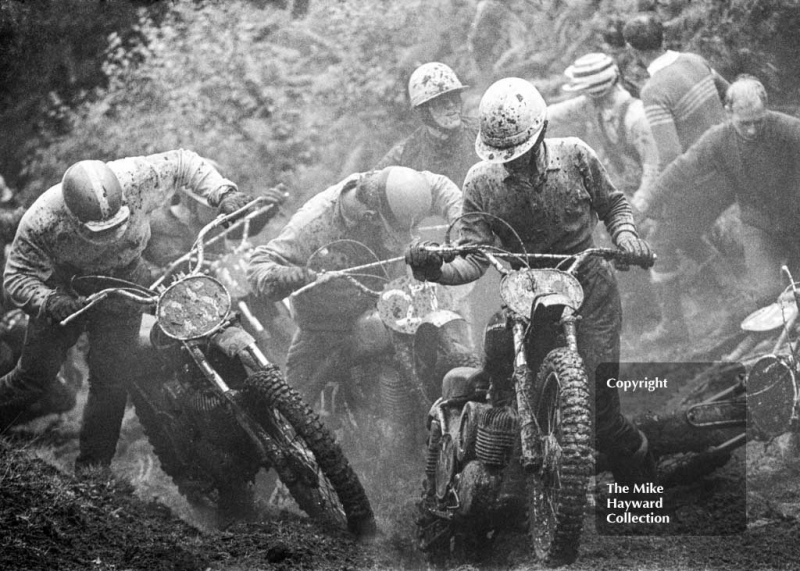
[[0, 307, 143, 468], [284, 328, 354, 406], [482, 257, 643, 461]]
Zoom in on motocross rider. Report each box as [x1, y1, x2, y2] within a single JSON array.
[[375, 61, 493, 349], [0, 151, 258, 472], [375, 62, 479, 189], [246, 166, 466, 410], [143, 160, 287, 268], [0, 176, 73, 425], [405, 78, 657, 485]]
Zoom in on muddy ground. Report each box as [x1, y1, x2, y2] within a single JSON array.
[[3, 274, 800, 571]]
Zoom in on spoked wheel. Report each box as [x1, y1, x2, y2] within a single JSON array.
[[528, 348, 593, 567], [243, 367, 376, 536]]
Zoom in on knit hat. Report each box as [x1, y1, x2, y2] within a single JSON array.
[[563, 53, 619, 97]]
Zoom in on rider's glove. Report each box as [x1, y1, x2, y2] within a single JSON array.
[[614, 231, 655, 270], [266, 266, 317, 299], [218, 191, 258, 219], [405, 239, 448, 282], [226, 184, 289, 239], [45, 292, 88, 323]]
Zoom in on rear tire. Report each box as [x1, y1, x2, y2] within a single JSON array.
[[243, 366, 376, 536], [528, 348, 592, 567]]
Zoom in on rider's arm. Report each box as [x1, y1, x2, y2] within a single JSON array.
[[3, 203, 59, 317], [546, 96, 590, 140], [625, 99, 661, 208], [108, 149, 238, 214], [247, 226, 312, 302], [426, 171, 463, 224], [641, 86, 682, 172], [579, 141, 638, 242], [646, 124, 732, 215], [436, 169, 493, 286]]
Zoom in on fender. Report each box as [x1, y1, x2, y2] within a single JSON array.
[[421, 309, 464, 328], [351, 309, 393, 359], [532, 292, 576, 314]]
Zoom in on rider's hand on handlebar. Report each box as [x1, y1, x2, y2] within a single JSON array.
[[275, 266, 317, 294], [613, 231, 655, 270], [232, 184, 289, 238], [45, 292, 88, 323], [218, 191, 257, 219], [404, 239, 449, 282]]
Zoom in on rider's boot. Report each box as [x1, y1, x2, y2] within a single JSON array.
[[10, 374, 78, 426], [0, 370, 44, 431], [641, 273, 689, 346]]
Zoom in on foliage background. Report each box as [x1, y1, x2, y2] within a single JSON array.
[[1, 0, 800, 209]]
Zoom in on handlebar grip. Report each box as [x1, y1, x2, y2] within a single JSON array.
[[615, 249, 656, 269]]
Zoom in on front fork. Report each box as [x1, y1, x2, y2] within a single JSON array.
[[183, 331, 277, 464], [512, 310, 579, 471]]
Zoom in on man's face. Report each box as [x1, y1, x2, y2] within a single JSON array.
[[424, 92, 463, 131], [729, 100, 767, 142]]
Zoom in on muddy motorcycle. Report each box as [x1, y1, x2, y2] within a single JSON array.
[[291, 242, 480, 452], [63, 199, 375, 535], [153, 202, 296, 369], [414, 243, 653, 567], [639, 265, 800, 486]]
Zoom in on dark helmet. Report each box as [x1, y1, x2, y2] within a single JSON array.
[[62, 160, 130, 233]]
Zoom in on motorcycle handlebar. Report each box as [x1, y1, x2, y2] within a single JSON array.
[[425, 244, 656, 271], [59, 288, 157, 327]]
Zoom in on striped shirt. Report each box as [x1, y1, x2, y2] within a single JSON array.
[[641, 51, 728, 171]]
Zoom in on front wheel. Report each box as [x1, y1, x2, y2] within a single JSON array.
[[242, 367, 376, 536], [528, 347, 593, 567]]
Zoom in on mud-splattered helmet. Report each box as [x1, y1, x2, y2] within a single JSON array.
[[62, 160, 129, 233], [408, 62, 468, 108], [476, 78, 548, 163]]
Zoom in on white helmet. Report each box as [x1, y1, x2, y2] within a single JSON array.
[[408, 62, 467, 108], [358, 166, 433, 229], [562, 53, 620, 97], [475, 78, 548, 164]]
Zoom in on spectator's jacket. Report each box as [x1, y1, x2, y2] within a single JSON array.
[[375, 117, 480, 188], [440, 137, 637, 284], [648, 110, 800, 236], [547, 86, 659, 201], [641, 51, 728, 172], [247, 171, 462, 331], [5, 150, 236, 316]]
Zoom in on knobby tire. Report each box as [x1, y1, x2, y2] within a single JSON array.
[[528, 347, 593, 567], [243, 366, 377, 537]]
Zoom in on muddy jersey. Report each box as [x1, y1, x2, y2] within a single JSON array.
[[247, 171, 462, 331], [440, 137, 636, 284], [375, 117, 480, 188], [5, 150, 236, 316]]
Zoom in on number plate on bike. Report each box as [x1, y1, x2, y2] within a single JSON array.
[[500, 269, 583, 317], [157, 275, 232, 340], [377, 275, 458, 334]]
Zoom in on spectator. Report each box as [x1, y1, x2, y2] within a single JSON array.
[[623, 12, 729, 344]]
